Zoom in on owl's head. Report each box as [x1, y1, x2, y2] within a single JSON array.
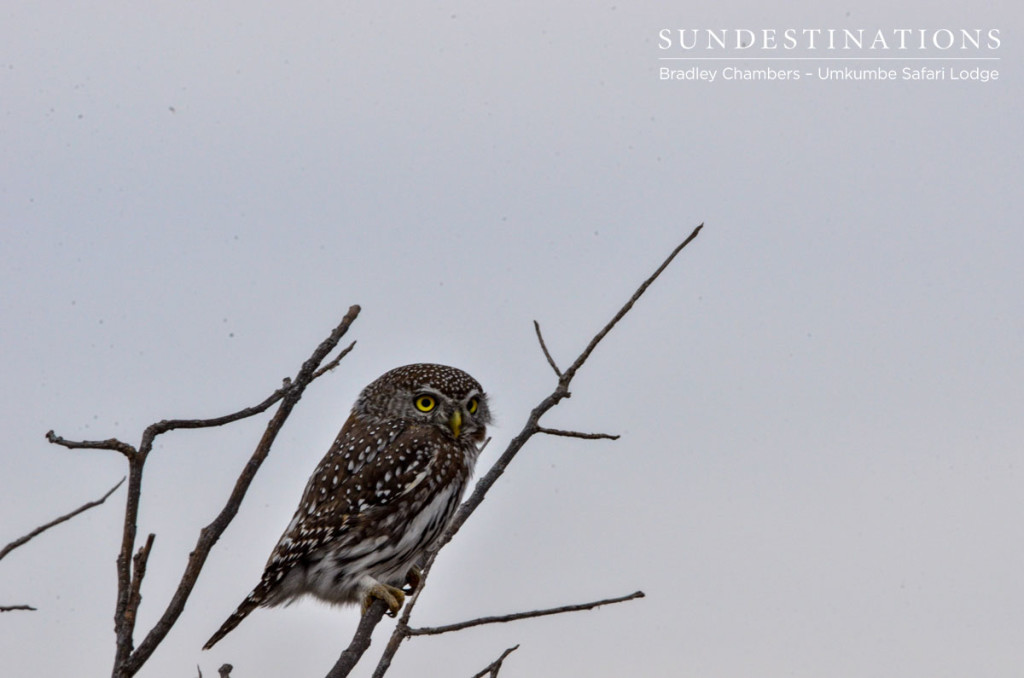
[[355, 363, 491, 442]]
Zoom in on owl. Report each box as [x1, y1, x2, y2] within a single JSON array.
[[203, 363, 491, 650]]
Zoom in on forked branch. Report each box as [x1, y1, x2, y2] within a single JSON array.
[[44, 306, 361, 678], [345, 224, 704, 678], [121, 306, 361, 677], [470, 645, 519, 678]]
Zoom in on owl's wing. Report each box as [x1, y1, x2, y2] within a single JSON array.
[[272, 417, 425, 536], [320, 422, 449, 509], [262, 419, 462, 580]]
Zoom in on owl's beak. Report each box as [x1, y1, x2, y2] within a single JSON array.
[[448, 409, 462, 438]]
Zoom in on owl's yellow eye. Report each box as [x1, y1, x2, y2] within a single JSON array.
[[466, 397, 479, 414], [415, 395, 436, 412]]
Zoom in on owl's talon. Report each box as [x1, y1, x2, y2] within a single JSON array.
[[362, 583, 405, 617], [403, 566, 422, 595]]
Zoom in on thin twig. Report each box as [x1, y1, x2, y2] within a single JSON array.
[[536, 427, 619, 440], [313, 341, 357, 380], [533, 320, 562, 377], [408, 590, 645, 636], [44, 433, 136, 459], [140, 379, 295, 438], [361, 226, 703, 678], [561, 224, 702, 383], [0, 489, 133, 613], [125, 534, 156, 629], [0, 477, 125, 562], [469, 645, 519, 678]]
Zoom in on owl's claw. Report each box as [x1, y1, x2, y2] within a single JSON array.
[[403, 566, 422, 595], [362, 583, 405, 617]]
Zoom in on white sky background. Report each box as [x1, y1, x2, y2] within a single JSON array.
[[2, 2, 1021, 677]]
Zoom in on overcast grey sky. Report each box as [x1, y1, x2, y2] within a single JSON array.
[[2, 2, 1021, 677]]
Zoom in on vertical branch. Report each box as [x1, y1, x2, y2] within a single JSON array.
[[113, 455, 145, 668], [125, 534, 156, 632]]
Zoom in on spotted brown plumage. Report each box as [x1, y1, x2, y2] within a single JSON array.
[[203, 364, 490, 650]]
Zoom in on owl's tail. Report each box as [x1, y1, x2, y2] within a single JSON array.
[[203, 590, 262, 650]]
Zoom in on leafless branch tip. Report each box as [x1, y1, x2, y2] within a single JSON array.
[[44, 431, 137, 458], [533, 320, 562, 377], [562, 223, 703, 383], [470, 645, 520, 678], [313, 340, 357, 379], [0, 477, 125, 562], [125, 533, 156, 627], [407, 590, 645, 637], [537, 426, 619, 441]]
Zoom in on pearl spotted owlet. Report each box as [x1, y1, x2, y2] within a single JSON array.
[[204, 363, 490, 649]]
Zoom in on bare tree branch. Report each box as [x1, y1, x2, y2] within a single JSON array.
[[407, 590, 645, 637], [47, 371, 314, 670], [325, 599, 390, 678], [42, 306, 360, 678], [368, 585, 420, 677], [110, 327, 359, 673], [117, 305, 362, 677], [313, 340, 357, 380], [469, 645, 519, 678], [533, 320, 562, 377], [536, 427, 619, 440], [359, 225, 704, 678], [137, 375, 299, 438], [0, 477, 125, 562], [0, 604, 37, 612], [447, 225, 703, 547], [217, 663, 233, 678], [44, 433, 137, 459], [124, 534, 155, 631], [559, 223, 703, 384]]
